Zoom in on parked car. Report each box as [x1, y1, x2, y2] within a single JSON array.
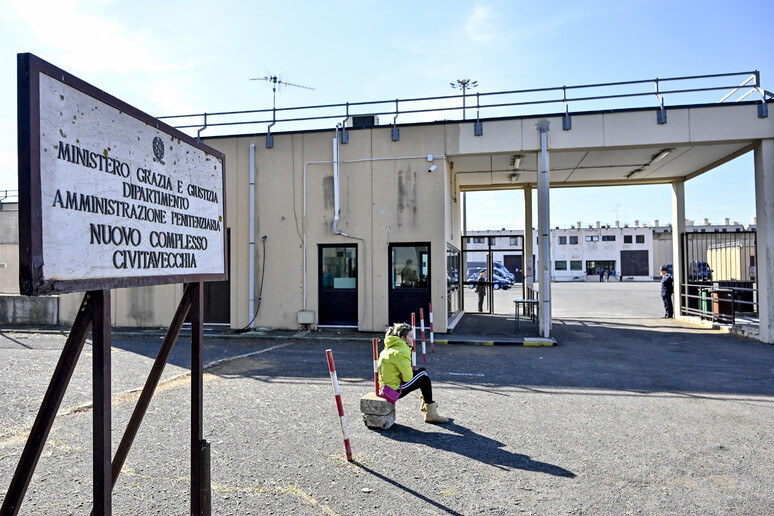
[[688, 261, 712, 281], [466, 268, 512, 290], [466, 261, 516, 283]]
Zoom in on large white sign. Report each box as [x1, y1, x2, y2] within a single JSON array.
[[18, 54, 227, 295]]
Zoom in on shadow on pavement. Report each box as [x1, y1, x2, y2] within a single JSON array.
[[379, 422, 576, 478], [353, 461, 465, 516]]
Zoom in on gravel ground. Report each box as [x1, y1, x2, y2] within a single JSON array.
[[1, 287, 773, 514]]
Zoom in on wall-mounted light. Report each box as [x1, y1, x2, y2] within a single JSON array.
[[510, 154, 524, 170], [651, 148, 674, 164]]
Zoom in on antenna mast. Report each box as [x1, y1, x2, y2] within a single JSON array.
[[250, 75, 315, 111], [250, 75, 315, 148]]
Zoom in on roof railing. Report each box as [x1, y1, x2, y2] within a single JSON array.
[[158, 71, 773, 140]]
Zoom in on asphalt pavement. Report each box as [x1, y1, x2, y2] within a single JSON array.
[[1, 282, 773, 515]]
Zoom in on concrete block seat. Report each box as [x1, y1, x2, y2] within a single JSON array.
[[360, 392, 396, 430]]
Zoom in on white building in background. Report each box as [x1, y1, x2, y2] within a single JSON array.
[[551, 221, 653, 281], [464, 218, 756, 283]]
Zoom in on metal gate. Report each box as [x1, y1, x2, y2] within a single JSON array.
[[680, 230, 757, 323], [461, 233, 524, 314]]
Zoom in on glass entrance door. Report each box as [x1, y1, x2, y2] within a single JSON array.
[[318, 245, 357, 326], [388, 243, 431, 325]]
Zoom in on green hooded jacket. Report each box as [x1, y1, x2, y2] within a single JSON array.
[[378, 335, 414, 391]]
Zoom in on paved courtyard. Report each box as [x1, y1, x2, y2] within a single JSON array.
[[1, 283, 773, 514]]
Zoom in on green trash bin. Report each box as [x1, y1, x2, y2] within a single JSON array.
[[700, 288, 711, 317]]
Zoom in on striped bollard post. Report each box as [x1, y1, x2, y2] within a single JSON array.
[[372, 338, 379, 396], [325, 349, 352, 462], [429, 303, 435, 353], [411, 312, 416, 370], [420, 308, 427, 364]]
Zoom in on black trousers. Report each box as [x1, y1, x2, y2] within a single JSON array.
[[398, 368, 433, 404], [662, 294, 673, 317]]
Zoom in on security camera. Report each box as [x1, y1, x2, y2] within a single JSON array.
[[428, 164, 437, 173]]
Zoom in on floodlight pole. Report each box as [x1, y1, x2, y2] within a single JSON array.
[[451, 79, 478, 120]]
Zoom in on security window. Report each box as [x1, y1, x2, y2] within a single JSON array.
[[320, 246, 357, 289], [602, 235, 615, 241], [570, 260, 582, 271], [624, 235, 632, 244], [391, 244, 429, 288], [636, 235, 645, 244], [472, 237, 485, 244], [555, 260, 567, 270], [509, 236, 522, 246], [558, 236, 567, 245], [569, 236, 578, 244], [585, 235, 599, 242]]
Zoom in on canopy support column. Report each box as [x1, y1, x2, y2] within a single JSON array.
[[755, 139, 774, 343], [536, 120, 551, 338], [671, 180, 685, 318]]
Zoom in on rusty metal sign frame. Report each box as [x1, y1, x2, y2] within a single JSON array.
[[5, 53, 219, 515], [16, 52, 227, 296]]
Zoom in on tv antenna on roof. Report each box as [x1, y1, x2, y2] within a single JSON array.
[[250, 75, 315, 111], [250, 75, 314, 148]]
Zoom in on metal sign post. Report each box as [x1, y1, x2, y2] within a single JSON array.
[[6, 52, 226, 515]]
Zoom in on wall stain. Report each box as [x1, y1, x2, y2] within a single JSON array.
[[322, 175, 334, 210], [396, 165, 417, 227]]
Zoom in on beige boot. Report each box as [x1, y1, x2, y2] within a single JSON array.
[[423, 401, 448, 424], [420, 395, 426, 413]]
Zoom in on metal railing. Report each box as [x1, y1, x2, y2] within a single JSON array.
[[158, 71, 773, 139], [680, 230, 758, 325], [0, 190, 19, 204]]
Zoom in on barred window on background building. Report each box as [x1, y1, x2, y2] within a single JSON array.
[[555, 261, 567, 270], [569, 236, 578, 244], [570, 260, 582, 270], [559, 236, 567, 245], [636, 235, 645, 243]]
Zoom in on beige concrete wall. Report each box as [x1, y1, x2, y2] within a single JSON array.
[[59, 283, 183, 327], [0, 244, 19, 294], [201, 123, 455, 333], [0, 295, 58, 325]]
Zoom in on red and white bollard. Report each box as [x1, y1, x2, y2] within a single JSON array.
[[429, 302, 435, 353], [325, 349, 352, 462], [372, 338, 379, 396], [411, 312, 417, 370], [420, 308, 427, 364]]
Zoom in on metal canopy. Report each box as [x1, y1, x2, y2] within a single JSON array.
[[452, 140, 754, 191]]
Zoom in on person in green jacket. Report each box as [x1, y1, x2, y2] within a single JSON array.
[[378, 322, 448, 424]]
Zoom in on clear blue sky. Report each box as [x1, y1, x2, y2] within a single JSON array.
[[1, 0, 771, 228]]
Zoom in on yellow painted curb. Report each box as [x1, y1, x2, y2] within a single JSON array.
[[523, 338, 556, 346]]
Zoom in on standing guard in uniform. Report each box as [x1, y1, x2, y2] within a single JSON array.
[[660, 265, 674, 318]]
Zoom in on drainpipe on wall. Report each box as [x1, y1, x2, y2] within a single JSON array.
[[333, 125, 352, 238], [249, 143, 256, 328]]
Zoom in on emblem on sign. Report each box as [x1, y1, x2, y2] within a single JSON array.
[[152, 136, 165, 165]]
